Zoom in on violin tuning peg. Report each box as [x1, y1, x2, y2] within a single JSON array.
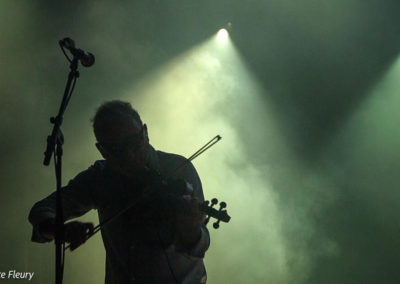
[[211, 198, 218, 205], [213, 220, 220, 229], [219, 201, 227, 209], [204, 200, 210, 206]]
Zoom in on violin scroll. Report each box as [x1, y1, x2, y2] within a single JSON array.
[[200, 198, 231, 229]]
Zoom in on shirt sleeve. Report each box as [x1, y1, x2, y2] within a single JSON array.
[[28, 165, 97, 243], [174, 160, 210, 259]]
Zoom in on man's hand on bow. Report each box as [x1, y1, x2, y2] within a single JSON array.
[[37, 219, 94, 251], [64, 221, 94, 250]]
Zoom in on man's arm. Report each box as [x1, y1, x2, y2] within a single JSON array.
[[174, 160, 210, 258], [28, 165, 97, 243]]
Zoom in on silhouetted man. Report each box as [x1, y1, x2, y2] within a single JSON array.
[[29, 100, 210, 284]]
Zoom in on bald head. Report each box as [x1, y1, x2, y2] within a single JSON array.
[[92, 100, 142, 144], [92, 100, 150, 176]]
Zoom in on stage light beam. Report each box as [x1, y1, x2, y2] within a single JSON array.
[[216, 28, 229, 44]]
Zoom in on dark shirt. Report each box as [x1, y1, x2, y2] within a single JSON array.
[[28, 146, 210, 284]]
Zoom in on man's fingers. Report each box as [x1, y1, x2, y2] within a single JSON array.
[[64, 221, 94, 250], [180, 196, 199, 211], [176, 196, 205, 229], [84, 223, 94, 236]]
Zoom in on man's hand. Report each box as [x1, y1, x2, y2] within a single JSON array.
[[37, 219, 94, 250], [64, 221, 94, 251], [175, 196, 205, 249]]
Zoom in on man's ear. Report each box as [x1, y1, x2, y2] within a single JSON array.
[[96, 142, 108, 159]]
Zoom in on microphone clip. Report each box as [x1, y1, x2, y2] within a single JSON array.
[[59, 37, 95, 67]]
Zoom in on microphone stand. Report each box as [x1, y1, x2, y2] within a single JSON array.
[[42, 56, 80, 284]]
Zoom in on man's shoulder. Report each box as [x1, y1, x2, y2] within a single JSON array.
[[92, 159, 107, 171], [65, 160, 109, 195], [156, 149, 187, 164], [154, 149, 198, 178], [73, 160, 107, 180], [155, 149, 192, 172]]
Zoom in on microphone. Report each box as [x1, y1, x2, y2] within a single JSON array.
[[59, 37, 95, 67]]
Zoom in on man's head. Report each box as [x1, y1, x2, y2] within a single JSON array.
[[92, 100, 150, 176]]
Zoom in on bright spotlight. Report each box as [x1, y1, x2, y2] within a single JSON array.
[[216, 28, 229, 44]]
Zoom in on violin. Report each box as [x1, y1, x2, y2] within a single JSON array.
[[128, 166, 231, 229], [64, 166, 231, 251]]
